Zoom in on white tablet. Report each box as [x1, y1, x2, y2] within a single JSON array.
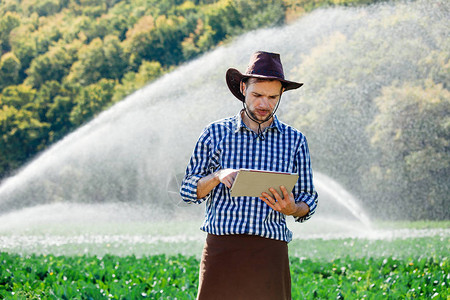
[[230, 169, 299, 198]]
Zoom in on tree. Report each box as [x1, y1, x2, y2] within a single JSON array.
[[97, 13, 129, 41], [367, 82, 449, 219], [123, 15, 155, 70], [103, 35, 127, 80], [124, 14, 188, 68], [9, 25, 38, 81], [66, 36, 126, 86], [181, 18, 215, 60], [26, 44, 74, 88], [203, 0, 242, 43], [0, 84, 36, 110], [69, 79, 115, 126], [234, 0, 284, 31], [0, 87, 49, 178], [0, 52, 21, 89], [113, 60, 164, 102], [34, 0, 61, 17], [0, 12, 21, 54], [66, 38, 104, 85], [36, 81, 79, 142]]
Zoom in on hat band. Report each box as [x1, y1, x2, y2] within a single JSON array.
[[248, 68, 285, 80]]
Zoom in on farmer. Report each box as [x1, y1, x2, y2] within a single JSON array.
[[180, 51, 318, 299]]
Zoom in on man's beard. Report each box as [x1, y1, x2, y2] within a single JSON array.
[[246, 107, 272, 124]]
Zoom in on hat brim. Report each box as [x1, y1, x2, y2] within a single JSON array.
[[226, 68, 303, 102]]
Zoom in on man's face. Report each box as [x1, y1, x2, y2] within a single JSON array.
[[242, 79, 284, 122]]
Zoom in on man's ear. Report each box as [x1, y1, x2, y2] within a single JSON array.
[[240, 81, 246, 96]]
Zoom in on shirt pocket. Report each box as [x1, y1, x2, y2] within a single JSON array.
[[270, 157, 293, 173]]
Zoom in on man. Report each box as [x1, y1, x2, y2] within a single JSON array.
[[180, 51, 318, 299]]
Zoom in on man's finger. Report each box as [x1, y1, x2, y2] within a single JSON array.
[[280, 185, 290, 199], [269, 188, 283, 202], [260, 196, 276, 209], [261, 192, 273, 201]]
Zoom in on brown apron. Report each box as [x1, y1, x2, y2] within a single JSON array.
[[197, 234, 291, 300]]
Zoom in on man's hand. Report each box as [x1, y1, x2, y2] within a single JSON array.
[[260, 185, 310, 217], [216, 168, 238, 188], [197, 168, 238, 199]]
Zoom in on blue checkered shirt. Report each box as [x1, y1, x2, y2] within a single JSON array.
[[180, 112, 318, 242]]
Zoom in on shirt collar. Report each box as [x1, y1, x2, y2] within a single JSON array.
[[233, 110, 284, 134]]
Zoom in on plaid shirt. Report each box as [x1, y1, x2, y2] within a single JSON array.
[[180, 112, 318, 242]]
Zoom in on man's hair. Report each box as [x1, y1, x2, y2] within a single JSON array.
[[243, 77, 283, 90]]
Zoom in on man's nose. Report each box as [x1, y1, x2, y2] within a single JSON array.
[[257, 97, 270, 108]]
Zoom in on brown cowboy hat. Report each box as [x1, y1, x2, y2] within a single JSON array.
[[226, 51, 303, 102]]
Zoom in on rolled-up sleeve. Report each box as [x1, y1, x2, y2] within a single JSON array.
[[293, 137, 318, 223], [180, 129, 212, 204]]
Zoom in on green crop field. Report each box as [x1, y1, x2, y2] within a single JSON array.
[[1, 233, 448, 299], [0, 252, 447, 299]]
